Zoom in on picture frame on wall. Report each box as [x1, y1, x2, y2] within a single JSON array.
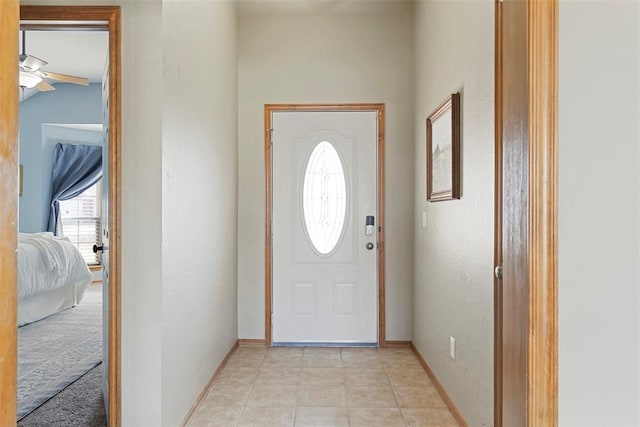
[[426, 92, 461, 202]]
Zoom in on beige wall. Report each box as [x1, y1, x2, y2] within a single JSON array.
[[236, 3, 416, 341], [116, 1, 164, 422], [20, 1, 238, 424], [558, 1, 640, 425], [412, 1, 494, 426], [161, 1, 238, 425], [16, 2, 640, 426]]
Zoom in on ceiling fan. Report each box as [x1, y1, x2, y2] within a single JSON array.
[[19, 30, 90, 92]]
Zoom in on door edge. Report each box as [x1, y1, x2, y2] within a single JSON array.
[[493, 0, 504, 424]]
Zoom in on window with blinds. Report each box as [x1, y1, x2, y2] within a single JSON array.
[[59, 179, 102, 265]]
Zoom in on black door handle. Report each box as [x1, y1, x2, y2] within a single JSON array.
[[93, 244, 104, 253]]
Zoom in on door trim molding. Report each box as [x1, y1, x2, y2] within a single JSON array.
[[526, 0, 558, 423], [19, 6, 122, 426], [0, 1, 19, 424], [264, 103, 386, 347], [494, 0, 558, 424]]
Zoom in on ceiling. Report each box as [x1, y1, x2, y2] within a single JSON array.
[[19, 29, 109, 100]]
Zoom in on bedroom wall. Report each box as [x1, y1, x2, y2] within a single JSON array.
[[161, 0, 238, 425], [18, 84, 101, 232], [558, 1, 640, 425], [237, 1, 415, 341], [412, 1, 494, 426]]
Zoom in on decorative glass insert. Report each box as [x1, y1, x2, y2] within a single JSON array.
[[303, 141, 347, 255]]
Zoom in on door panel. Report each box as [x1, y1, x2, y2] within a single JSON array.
[[272, 111, 378, 344], [101, 55, 110, 419], [498, 0, 528, 425]]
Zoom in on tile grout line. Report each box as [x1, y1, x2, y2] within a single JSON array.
[[212, 347, 450, 426], [384, 362, 409, 427], [235, 348, 265, 427], [382, 348, 437, 426], [341, 348, 352, 426], [292, 355, 301, 427], [339, 349, 349, 421]]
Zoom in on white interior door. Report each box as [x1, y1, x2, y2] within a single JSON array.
[[272, 111, 378, 344], [100, 54, 110, 420]]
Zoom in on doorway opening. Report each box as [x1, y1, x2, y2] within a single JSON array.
[[17, 6, 121, 426]]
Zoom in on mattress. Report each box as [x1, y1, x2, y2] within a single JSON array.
[[18, 232, 93, 326]]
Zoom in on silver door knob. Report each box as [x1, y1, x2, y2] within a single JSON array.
[[366, 242, 374, 250], [494, 265, 503, 280]]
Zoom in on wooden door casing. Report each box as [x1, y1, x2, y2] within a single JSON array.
[[265, 104, 386, 346], [495, 0, 558, 425], [525, 0, 558, 423], [19, 6, 122, 426], [0, 1, 19, 425]]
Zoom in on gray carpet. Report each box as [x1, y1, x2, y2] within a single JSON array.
[[18, 363, 106, 427], [18, 285, 103, 420]]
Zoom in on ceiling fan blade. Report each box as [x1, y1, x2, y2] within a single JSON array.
[[20, 54, 47, 72], [19, 71, 42, 89], [39, 71, 89, 86], [36, 80, 55, 92]]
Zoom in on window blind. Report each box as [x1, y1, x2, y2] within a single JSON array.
[[59, 179, 102, 265]]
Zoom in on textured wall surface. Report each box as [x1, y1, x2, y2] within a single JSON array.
[[558, 1, 640, 425], [412, 1, 494, 425], [118, 1, 164, 423], [237, 3, 415, 341], [20, 2, 239, 424], [161, 1, 239, 425]]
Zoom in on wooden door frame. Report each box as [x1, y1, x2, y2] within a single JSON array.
[[494, 0, 558, 425], [264, 103, 387, 347], [13, 6, 122, 426], [0, 1, 20, 424]]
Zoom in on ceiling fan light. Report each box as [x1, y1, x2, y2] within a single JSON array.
[[19, 71, 42, 88]]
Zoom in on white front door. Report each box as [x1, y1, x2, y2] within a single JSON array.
[[272, 111, 378, 344]]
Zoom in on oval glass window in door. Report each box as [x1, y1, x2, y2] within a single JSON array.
[[302, 141, 347, 255]]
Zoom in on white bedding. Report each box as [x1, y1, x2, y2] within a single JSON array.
[[18, 232, 93, 325]]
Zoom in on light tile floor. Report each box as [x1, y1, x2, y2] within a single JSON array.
[[188, 347, 459, 427]]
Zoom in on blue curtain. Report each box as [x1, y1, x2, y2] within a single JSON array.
[[47, 143, 103, 234]]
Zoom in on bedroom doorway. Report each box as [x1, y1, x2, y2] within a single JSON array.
[[14, 6, 121, 426]]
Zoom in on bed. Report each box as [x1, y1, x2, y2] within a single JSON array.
[[18, 232, 94, 326]]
